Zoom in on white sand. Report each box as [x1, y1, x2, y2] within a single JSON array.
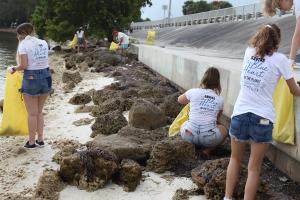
[[0, 54, 207, 200]]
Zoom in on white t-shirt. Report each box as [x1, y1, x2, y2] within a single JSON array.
[[232, 47, 293, 122], [185, 88, 224, 125], [18, 36, 49, 70], [77, 30, 84, 38], [294, 0, 300, 17], [117, 32, 129, 45]]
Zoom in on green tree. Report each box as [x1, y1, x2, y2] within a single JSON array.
[[182, 0, 232, 15], [32, 0, 152, 42], [0, 0, 39, 27]]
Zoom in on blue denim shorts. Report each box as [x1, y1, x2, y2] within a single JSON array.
[[21, 68, 52, 96], [230, 112, 273, 144], [180, 122, 223, 148]]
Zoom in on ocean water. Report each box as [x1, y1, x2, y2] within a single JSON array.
[[0, 31, 18, 118]]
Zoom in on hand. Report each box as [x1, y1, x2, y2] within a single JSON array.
[[7, 67, 16, 74], [288, 59, 296, 69]]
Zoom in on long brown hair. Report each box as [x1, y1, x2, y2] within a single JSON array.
[[249, 24, 281, 58], [263, 0, 280, 16], [199, 67, 222, 95], [16, 23, 34, 37]]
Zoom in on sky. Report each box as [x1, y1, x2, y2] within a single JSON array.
[[141, 0, 260, 21]]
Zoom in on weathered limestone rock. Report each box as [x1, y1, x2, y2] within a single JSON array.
[[35, 169, 65, 200], [52, 140, 82, 165], [74, 105, 96, 113], [117, 159, 142, 192], [63, 82, 76, 91], [147, 139, 196, 173], [159, 93, 183, 118], [72, 118, 93, 126], [59, 149, 118, 192], [91, 111, 127, 137], [62, 70, 82, 84], [69, 93, 92, 105], [129, 99, 167, 130], [91, 98, 133, 117]]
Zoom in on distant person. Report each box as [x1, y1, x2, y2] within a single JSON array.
[[264, 0, 300, 66], [113, 31, 130, 50], [76, 27, 86, 53], [178, 67, 228, 158], [8, 23, 52, 149], [224, 24, 300, 200]]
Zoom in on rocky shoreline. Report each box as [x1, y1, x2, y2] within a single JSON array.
[[0, 44, 300, 200]]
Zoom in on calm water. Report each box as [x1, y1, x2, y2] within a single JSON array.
[[0, 31, 18, 99]]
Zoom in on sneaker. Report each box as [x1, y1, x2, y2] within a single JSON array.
[[24, 141, 36, 149], [36, 140, 45, 146]]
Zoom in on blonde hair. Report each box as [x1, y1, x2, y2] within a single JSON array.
[[263, 0, 280, 16]]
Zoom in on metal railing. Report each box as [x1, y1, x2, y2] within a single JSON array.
[[131, 3, 262, 30]]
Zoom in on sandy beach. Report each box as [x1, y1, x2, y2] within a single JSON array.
[[0, 52, 206, 200]]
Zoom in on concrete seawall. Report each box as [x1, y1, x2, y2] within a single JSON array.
[[134, 44, 300, 183]]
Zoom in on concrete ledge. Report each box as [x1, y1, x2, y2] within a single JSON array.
[[135, 44, 300, 183]]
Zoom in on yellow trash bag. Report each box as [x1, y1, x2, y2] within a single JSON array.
[[147, 31, 156, 45], [168, 104, 190, 137], [109, 42, 119, 51], [70, 35, 78, 49], [273, 77, 295, 145], [0, 72, 28, 136]]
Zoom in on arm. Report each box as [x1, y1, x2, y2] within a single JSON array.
[[286, 78, 300, 96], [290, 17, 300, 60], [178, 94, 190, 105], [119, 37, 124, 45], [217, 110, 223, 123]]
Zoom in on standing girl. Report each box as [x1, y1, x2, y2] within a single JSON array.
[[178, 67, 228, 157], [8, 23, 52, 149], [224, 24, 300, 200]]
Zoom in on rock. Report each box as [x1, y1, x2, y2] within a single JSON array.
[[92, 89, 120, 105], [147, 138, 196, 173], [0, 99, 4, 113], [59, 148, 118, 192], [78, 62, 89, 72], [91, 111, 127, 137], [13, 147, 27, 155], [35, 169, 65, 200], [172, 188, 204, 200], [73, 118, 93, 126], [63, 81, 76, 91], [191, 158, 267, 200], [69, 93, 92, 105], [96, 40, 109, 47], [129, 99, 167, 130], [62, 70, 82, 84], [91, 98, 133, 117], [159, 93, 183, 118], [74, 105, 96, 113], [52, 140, 82, 164], [117, 159, 142, 192], [87, 126, 168, 163], [98, 51, 122, 66], [52, 45, 62, 51], [65, 60, 77, 70]]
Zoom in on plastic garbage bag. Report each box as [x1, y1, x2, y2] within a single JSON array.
[[70, 35, 78, 49], [109, 42, 119, 51], [0, 72, 28, 136], [273, 77, 295, 145], [168, 104, 189, 137], [147, 31, 156, 45]]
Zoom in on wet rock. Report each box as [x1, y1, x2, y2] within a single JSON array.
[[88, 126, 168, 163], [35, 169, 65, 200], [52, 140, 82, 164], [62, 70, 82, 84], [59, 148, 118, 192], [73, 118, 93, 126], [0, 99, 3, 112], [69, 93, 92, 105], [191, 158, 266, 200], [147, 138, 196, 173], [129, 99, 167, 130], [159, 93, 183, 118], [74, 105, 96, 113], [91, 98, 133, 117], [91, 111, 127, 137], [117, 159, 142, 192]]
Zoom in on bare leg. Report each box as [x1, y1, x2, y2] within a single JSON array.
[[37, 95, 48, 142], [244, 143, 269, 200], [202, 124, 228, 157], [225, 139, 246, 198], [23, 95, 38, 145]]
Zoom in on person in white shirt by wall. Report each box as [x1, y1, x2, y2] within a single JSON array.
[[178, 67, 228, 158], [112, 31, 130, 50], [8, 23, 52, 149], [264, 0, 300, 65], [76, 27, 86, 53], [224, 24, 300, 200]]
